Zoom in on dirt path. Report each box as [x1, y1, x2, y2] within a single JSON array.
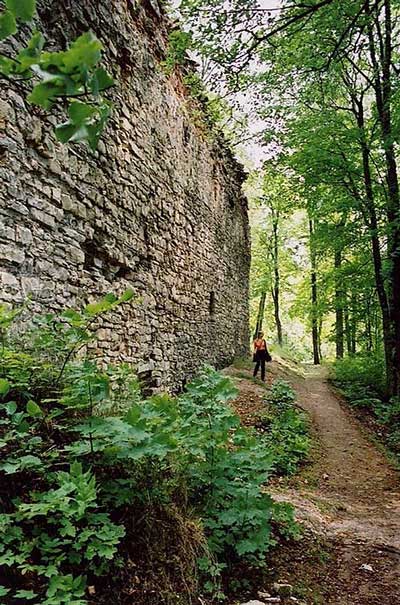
[[226, 360, 400, 605]]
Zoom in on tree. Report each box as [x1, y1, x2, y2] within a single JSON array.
[[177, 0, 400, 397], [250, 167, 300, 345]]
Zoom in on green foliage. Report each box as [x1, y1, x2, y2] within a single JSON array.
[[0, 0, 35, 40], [163, 28, 193, 74], [0, 292, 136, 603], [6, 0, 35, 22], [1, 462, 125, 597], [55, 99, 111, 151], [268, 379, 297, 410], [332, 355, 386, 399], [332, 356, 400, 457], [0, 297, 302, 603], [266, 406, 311, 476], [377, 398, 400, 452], [0, 9, 16, 39], [177, 0, 400, 394], [178, 369, 299, 567], [259, 380, 311, 475], [0, 0, 113, 149]]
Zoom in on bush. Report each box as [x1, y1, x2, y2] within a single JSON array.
[[0, 297, 298, 604], [270, 342, 312, 364], [175, 369, 299, 586], [258, 380, 311, 475], [332, 354, 386, 398], [267, 379, 297, 409], [331, 354, 400, 458]]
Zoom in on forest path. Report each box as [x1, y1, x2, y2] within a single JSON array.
[[226, 359, 400, 605]]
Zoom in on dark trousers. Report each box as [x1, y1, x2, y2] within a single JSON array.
[[253, 359, 266, 381]]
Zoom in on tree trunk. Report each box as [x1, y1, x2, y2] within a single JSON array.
[[318, 319, 323, 362], [334, 249, 344, 359], [353, 93, 393, 396], [365, 295, 373, 352], [309, 219, 320, 365], [344, 298, 352, 356], [374, 301, 382, 353], [368, 0, 400, 396], [254, 291, 266, 340], [351, 323, 356, 355], [271, 212, 283, 345], [350, 291, 357, 355]]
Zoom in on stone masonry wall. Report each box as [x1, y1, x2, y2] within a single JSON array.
[[0, 0, 250, 392]]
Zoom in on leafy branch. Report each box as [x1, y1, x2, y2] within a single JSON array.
[[0, 0, 114, 150]]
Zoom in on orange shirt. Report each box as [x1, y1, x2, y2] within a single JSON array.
[[254, 338, 267, 351]]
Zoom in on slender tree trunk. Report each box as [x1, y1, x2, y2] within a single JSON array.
[[254, 291, 266, 340], [350, 291, 357, 355], [365, 295, 373, 352], [351, 324, 356, 355], [334, 249, 344, 359], [271, 212, 283, 345], [365, 316, 373, 352], [374, 299, 382, 353], [344, 296, 352, 356], [368, 0, 400, 396], [353, 94, 393, 396], [309, 219, 320, 365], [318, 319, 323, 362]]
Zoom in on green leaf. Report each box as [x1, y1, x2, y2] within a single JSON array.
[[62, 31, 102, 73], [84, 292, 117, 316], [0, 455, 43, 474], [68, 100, 97, 124], [27, 80, 64, 110], [125, 404, 143, 426], [85, 102, 111, 151], [62, 309, 84, 325], [55, 101, 111, 150], [17, 30, 45, 71], [5, 401, 17, 415], [26, 400, 43, 417], [55, 101, 96, 144], [89, 67, 114, 95], [14, 589, 37, 599], [0, 378, 10, 397], [6, 0, 36, 22], [0, 10, 16, 41], [0, 460, 20, 474], [55, 122, 85, 144], [0, 54, 15, 76], [103, 293, 118, 303], [0, 586, 10, 597], [119, 288, 135, 303]]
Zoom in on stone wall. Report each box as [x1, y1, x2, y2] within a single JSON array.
[[0, 0, 250, 392]]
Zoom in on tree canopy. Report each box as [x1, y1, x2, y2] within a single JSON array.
[[174, 0, 400, 398]]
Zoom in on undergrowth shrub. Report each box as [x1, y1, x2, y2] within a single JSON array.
[[0, 296, 299, 604], [332, 354, 386, 398], [331, 355, 400, 458], [258, 380, 311, 475], [267, 379, 297, 409], [270, 342, 311, 364]]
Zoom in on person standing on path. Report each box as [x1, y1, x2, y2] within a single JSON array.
[[253, 331, 271, 382]]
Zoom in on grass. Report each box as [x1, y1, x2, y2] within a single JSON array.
[[232, 356, 253, 371], [231, 370, 270, 389], [329, 382, 400, 470]]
